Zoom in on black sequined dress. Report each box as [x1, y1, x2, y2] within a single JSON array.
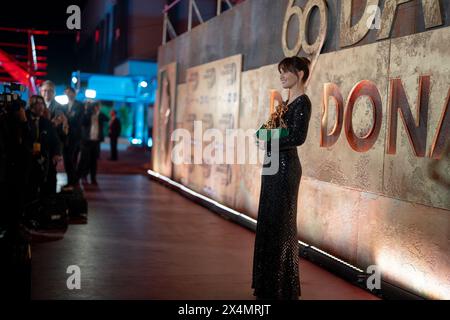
[[252, 94, 312, 300]]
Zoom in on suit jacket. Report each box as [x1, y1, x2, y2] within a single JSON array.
[[81, 110, 109, 142], [62, 100, 83, 146], [109, 118, 121, 138], [47, 99, 64, 120], [26, 110, 61, 158], [47, 99, 68, 146]]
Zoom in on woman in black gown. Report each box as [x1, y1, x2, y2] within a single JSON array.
[[252, 56, 312, 300]]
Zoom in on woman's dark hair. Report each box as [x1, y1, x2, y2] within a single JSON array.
[[264, 56, 311, 129], [28, 95, 45, 108], [278, 56, 310, 83]]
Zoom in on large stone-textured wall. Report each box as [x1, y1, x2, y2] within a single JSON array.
[[155, 0, 450, 299], [158, 0, 450, 82]]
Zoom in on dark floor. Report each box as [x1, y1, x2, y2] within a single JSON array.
[[31, 147, 379, 300]]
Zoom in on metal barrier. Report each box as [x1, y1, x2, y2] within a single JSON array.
[[0, 27, 49, 93]]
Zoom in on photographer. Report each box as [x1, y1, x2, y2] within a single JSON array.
[[0, 101, 7, 219], [1, 93, 31, 230], [26, 95, 62, 202], [0, 85, 32, 299], [39, 80, 65, 195]]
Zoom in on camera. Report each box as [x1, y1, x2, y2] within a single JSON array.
[[0, 83, 26, 114]]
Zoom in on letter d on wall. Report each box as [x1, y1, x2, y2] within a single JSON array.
[[340, 0, 379, 47]]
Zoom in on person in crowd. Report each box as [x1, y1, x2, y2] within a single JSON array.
[[40, 80, 63, 120], [0, 90, 32, 299], [25, 95, 61, 202], [1, 96, 30, 230], [62, 87, 83, 189], [78, 101, 108, 185], [39, 80, 66, 194], [108, 109, 121, 161]]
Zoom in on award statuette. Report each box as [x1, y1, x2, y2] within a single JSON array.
[[255, 124, 289, 141]]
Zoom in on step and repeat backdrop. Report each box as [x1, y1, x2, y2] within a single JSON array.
[[152, 0, 450, 299]]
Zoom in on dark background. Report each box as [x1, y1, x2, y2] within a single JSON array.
[[0, 0, 88, 85]]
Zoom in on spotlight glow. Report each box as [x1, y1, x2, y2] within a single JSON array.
[[72, 76, 78, 84], [85, 89, 97, 99], [139, 81, 148, 88], [55, 95, 69, 105], [131, 138, 142, 145]]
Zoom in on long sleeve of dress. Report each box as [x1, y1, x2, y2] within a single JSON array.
[[278, 98, 311, 149]]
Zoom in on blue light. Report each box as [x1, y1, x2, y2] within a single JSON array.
[[134, 103, 145, 144], [131, 138, 142, 145], [72, 76, 78, 84], [147, 138, 153, 148], [139, 80, 148, 88]]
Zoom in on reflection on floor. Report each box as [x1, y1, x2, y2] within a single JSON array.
[[32, 148, 379, 300]]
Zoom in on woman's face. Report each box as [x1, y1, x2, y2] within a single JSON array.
[[279, 69, 303, 89], [31, 98, 45, 116]]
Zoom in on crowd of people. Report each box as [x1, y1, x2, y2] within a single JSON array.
[[40, 81, 121, 188], [0, 80, 121, 298], [1, 80, 122, 227]]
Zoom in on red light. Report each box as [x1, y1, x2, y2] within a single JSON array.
[[32, 30, 49, 35], [115, 28, 120, 40], [37, 62, 48, 69], [95, 30, 100, 43], [76, 31, 80, 43], [0, 48, 35, 92], [34, 71, 47, 77]]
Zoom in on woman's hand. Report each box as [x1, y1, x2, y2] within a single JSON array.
[[16, 108, 27, 123], [53, 113, 67, 125], [60, 114, 69, 134], [42, 108, 50, 120], [52, 155, 62, 165]]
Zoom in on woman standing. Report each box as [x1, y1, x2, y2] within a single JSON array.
[[252, 56, 312, 300]]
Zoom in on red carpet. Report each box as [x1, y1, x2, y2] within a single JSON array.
[[33, 148, 379, 300]]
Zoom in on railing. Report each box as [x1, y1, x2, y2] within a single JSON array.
[[0, 27, 49, 93], [162, 0, 234, 45]]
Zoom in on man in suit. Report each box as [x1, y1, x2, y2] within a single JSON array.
[[39, 80, 65, 195], [24, 95, 67, 233], [26, 95, 61, 201], [108, 110, 121, 161], [40, 80, 62, 119], [78, 101, 108, 185], [62, 87, 83, 188]]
